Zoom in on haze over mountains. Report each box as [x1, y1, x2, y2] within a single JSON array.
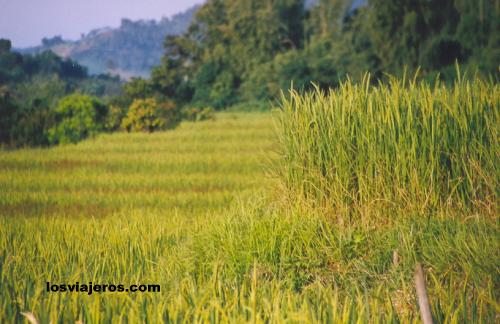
[[19, 6, 198, 79], [18, 0, 367, 79]]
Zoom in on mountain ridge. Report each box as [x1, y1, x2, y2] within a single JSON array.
[[17, 1, 367, 80], [18, 5, 199, 79]]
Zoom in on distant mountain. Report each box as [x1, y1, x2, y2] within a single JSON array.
[[19, 5, 199, 79], [18, 2, 368, 80]]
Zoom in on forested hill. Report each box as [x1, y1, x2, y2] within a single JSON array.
[[15, 1, 369, 79], [142, 0, 497, 110], [19, 5, 198, 79]]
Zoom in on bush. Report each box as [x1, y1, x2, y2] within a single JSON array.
[[121, 98, 179, 132], [104, 104, 127, 131], [47, 93, 107, 145], [10, 104, 52, 147]]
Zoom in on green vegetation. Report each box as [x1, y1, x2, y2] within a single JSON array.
[[0, 39, 121, 147], [0, 39, 208, 148], [121, 98, 169, 132], [1, 99, 498, 322], [2, 0, 498, 148], [145, 0, 499, 108], [48, 94, 107, 144], [278, 73, 499, 216], [0, 1, 498, 322], [182, 107, 215, 122]]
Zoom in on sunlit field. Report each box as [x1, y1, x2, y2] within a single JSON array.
[[2, 0, 498, 321], [1, 78, 498, 323], [0, 113, 275, 217], [0, 113, 278, 322]]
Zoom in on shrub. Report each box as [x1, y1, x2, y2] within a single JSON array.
[[121, 98, 178, 132], [10, 104, 52, 147], [47, 93, 106, 145], [104, 105, 127, 131]]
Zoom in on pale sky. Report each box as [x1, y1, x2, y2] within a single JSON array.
[[0, 0, 205, 48]]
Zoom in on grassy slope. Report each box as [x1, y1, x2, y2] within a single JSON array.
[[0, 111, 498, 322]]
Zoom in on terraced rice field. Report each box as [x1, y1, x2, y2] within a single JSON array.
[[0, 106, 497, 323], [0, 113, 277, 322], [0, 113, 275, 217]]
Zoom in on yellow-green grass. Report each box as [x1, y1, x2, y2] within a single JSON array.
[[271, 74, 499, 322], [0, 108, 498, 323], [277, 75, 499, 220], [0, 112, 277, 322], [0, 113, 275, 218]]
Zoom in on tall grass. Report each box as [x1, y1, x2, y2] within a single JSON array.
[[0, 99, 498, 322], [1, 192, 498, 322], [277, 73, 499, 219]]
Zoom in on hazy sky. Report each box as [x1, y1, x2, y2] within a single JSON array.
[[0, 0, 205, 48]]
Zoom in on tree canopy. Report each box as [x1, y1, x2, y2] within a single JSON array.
[[147, 0, 498, 108]]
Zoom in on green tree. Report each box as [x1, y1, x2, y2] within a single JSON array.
[[152, 0, 306, 107], [149, 0, 499, 108], [124, 78, 155, 101], [47, 94, 107, 145], [8, 76, 64, 146]]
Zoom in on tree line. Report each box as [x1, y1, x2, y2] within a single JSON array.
[[1, 0, 498, 147], [143, 0, 498, 109], [0, 37, 212, 148], [0, 39, 123, 146]]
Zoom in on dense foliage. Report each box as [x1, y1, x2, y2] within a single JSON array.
[[121, 98, 179, 132], [47, 94, 107, 144], [0, 38, 210, 148], [0, 39, 122, 147], [1, 39, 87, 84], [144, 0, 498, 108], [1, 0, 498, 147]]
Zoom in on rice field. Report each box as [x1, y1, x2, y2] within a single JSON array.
[[277, 75, 499, 219], [1, 79, 499, 323], [0, 113, 278, 322], [0, 113, 274, 218]]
